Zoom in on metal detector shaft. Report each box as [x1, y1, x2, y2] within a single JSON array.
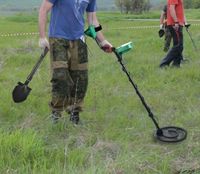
[[185, 28, 198, 51], [113, 49, 161, 130], [25, 47, 49, 85]]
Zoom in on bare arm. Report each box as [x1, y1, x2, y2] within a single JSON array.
[[169, 4, 178, 23], [184, 15, 187, 24], [86, 12, 112, 53], [38, 0, 53, 38], [160, 11, 165, 24], [86, 12, 105, 43]]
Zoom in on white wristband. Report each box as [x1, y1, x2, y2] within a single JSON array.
[[99, 40, 112, 47]]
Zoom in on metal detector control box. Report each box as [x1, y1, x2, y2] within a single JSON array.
[[115, 42, 133, 55]]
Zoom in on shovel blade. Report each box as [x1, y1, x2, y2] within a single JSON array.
[[12, 82, 32, 103], [158, 29, 164, 38]]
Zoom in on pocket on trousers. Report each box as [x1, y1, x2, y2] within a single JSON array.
[[78, 39, 88, 64]]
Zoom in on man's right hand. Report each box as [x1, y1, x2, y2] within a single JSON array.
[[39, 37, 50, 49], [173, 23, 179, 31]]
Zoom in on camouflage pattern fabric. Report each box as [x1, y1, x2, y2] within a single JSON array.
[[164, 27, 172, 52], [49, 38, 88, 113]]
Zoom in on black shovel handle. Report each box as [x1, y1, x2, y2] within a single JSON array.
[[24, 47, 49, 85]]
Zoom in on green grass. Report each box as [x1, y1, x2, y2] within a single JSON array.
[[0, 11, 200, 173]]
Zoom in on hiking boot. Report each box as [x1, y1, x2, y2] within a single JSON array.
[[171, 63, 181, 68], [51, 111, 61, 124], [70, 112, 79, 125], [159, 63, 169, 69]]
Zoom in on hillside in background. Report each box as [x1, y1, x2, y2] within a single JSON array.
[[0, 0, 165, 13], [0, 0, 40, 9], [97, 0, 116, 10]]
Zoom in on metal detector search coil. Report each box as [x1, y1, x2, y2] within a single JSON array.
[[155, 126, 187, 143]]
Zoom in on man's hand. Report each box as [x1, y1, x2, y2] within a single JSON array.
[[173, 23, 179, 31], [39, 37, 50, 49], [99, 40, 113, 53], [160, 24, 163, 29]]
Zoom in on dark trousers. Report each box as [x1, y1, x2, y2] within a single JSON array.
[[160, 26, 183, 67]]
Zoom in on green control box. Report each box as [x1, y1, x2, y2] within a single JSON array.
[[115, 42, 133, 55]]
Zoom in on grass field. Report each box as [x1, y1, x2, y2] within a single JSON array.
[[0, 10, 200, 174]]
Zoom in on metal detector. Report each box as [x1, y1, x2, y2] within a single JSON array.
[[12, 47, 49, 103], [112, 42, 187, 143], [84, 25, 187, 143]]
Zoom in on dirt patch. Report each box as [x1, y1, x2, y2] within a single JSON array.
[[93, 140, 121, 160], [173, 157, 200, 174]]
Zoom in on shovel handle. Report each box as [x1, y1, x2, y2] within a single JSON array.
[[25, 47, 49, 85]]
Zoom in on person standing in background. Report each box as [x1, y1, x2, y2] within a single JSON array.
[[160, 0, 188, 68], [159, 4, 172, 52]]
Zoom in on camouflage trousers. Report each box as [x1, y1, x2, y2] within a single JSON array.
[[164, 27, 172, 52], [49, 38, 88, 113]]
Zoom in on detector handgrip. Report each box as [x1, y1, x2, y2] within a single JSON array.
[[84, 25, 97, 39]]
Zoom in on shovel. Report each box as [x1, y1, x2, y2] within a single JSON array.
[[12, 47, 49, 103]]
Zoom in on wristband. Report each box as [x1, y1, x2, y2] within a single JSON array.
[[99, 40, 109, 47], [95, 25, 102, 32]]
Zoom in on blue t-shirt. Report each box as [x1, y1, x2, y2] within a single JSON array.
[[48, 0, 96, 40]]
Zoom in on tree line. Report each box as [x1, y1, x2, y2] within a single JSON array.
[[115, 0, 151, 14], [115, 0, 200, 14], [184, 0, 200, 8]]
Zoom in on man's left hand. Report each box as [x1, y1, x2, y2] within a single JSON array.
[[99, 40, 113, 53]]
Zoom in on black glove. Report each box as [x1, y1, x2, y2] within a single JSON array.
[[185, 23, 191, 29]]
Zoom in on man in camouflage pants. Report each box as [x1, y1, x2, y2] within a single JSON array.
[[38, 0, 112, 124], [160, 4, 172, 52]]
